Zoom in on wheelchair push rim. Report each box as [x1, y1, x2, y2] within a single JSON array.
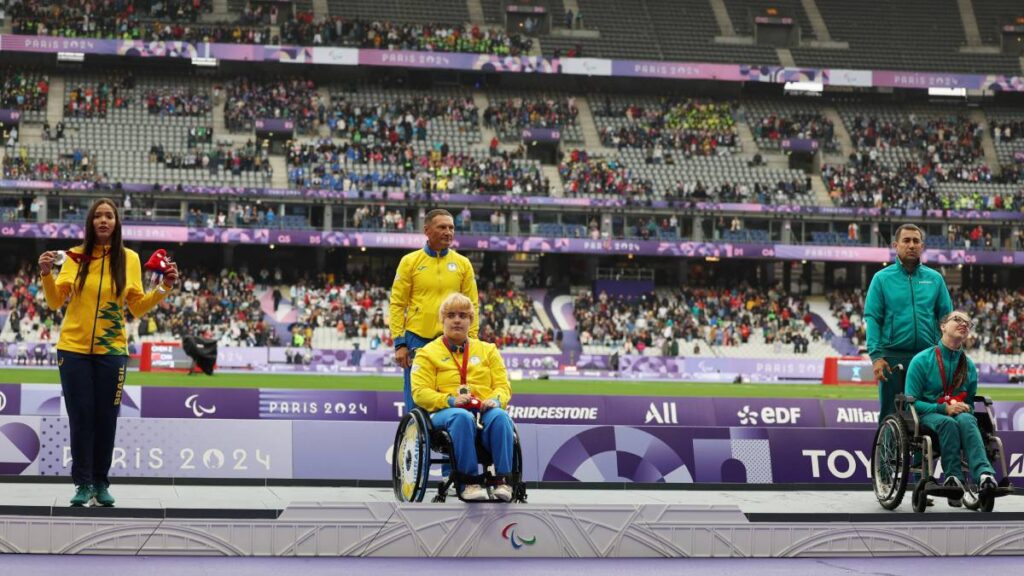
[[872, 414, 910, 510], [393, 410, 431, 503]]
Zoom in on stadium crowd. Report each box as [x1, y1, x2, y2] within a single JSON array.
[[223, 77, 324, 134], [574, 286, 819, 355], [484, 96, 579, 140], [327, 92, 478, 142], [829, 287, 1024, 356], [598, 98, 739, 155], [286, 139, 546, 196], [2, 265, 550, 352]]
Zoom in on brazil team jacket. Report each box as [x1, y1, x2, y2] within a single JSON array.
[[389, 245, 479, 347], [864, 260, 953, 361], [905, 343, 978, 416], [42, 246, 170, 355], [411, 337, 511, 413]]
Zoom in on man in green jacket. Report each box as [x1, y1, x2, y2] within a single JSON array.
[[864, 224, 953, 419]]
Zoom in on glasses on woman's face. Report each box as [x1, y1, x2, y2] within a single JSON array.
[[948, 316, 975, 330]]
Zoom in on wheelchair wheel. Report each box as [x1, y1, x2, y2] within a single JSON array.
[[393, 410, 431, 503], [911, 478, 929, 513], [510, 432, 527, 503], [872, 414, 910, 510]]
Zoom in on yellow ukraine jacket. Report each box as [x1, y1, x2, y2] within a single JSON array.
[[42, 246, 170, 355], [389, 244, 479, 347], [411, 337, 511, 413]]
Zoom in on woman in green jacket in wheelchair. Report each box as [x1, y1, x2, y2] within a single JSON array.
[[904, 311, 997, 506]]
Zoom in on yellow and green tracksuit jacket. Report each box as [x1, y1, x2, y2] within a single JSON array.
[[42, 246, 170, 356], [389, 244, 479, 348], [410, 337, 511, 413]]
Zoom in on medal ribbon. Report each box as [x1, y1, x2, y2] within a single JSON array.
[[935, 346, 967, 405]]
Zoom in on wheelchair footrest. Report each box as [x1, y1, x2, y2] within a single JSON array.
[[988, 486, 1014, 498], [922, 485, 964, 499]]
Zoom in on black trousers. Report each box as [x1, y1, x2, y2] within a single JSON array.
[[58, 350, 127, 488]]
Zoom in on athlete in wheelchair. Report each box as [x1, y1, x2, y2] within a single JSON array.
[[392, 293, 526, 503], [872, 311, 1014, 512]]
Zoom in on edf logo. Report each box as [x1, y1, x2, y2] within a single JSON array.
[[737, 405, 802, 425]]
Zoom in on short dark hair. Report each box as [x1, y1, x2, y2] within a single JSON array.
[[425, 209, 453, 226], [894, 224, 925, 242]]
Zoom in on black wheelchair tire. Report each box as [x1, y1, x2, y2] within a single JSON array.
[[392, 410, 432, 503], [872, 414, 910, 510]]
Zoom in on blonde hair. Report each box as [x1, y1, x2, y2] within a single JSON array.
[[438, 292, 475, 323]]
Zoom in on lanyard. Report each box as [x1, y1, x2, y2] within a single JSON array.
[[935, 346, 966, 404], [443, 337, 470, 390]]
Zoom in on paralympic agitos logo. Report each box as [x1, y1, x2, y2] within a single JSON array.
[[501, 522, 536, 550]]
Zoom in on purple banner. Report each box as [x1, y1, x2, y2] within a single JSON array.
[[2, 178, 1023, 222], [822, 399, 879, 429], [140, 387, 260, 419], [769, 427, 873, 483], [34, 416, 293, 478], [0, 384, 19, 416], [0, 34, 1022, 92], [0, 110, 21, 123], [7, 414, 1024, 483], [358, 49, 561, 73], [522, 128, 561, 142], [780, 138, 820, 152], [713, 398, 824, 427], [507, 5, 546, 13], [617, 356, 824, 379], [254, 118, 294, 132], [260, 389, 377, 420]]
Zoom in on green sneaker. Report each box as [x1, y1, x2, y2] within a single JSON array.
[[94, 485, 115, 507], [69, 485, 95, 507]]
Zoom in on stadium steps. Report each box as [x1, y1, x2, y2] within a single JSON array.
[[971, 109, 1002, 175], [956, 0, 983, 47], [810, 172, 831, 205], [46, 76, 66, 127], [775, 48, 796, 67], [269, 155, 288, 189], [528, 289, 555, 332], [707, 0, 737, 36], [212, 0, 228, 16], [799, 0, 832, 42], [734, 119, 758, 159], [806, 297, 840, 336], [820, 104, 855, 159], [542, 164, 563, 197], [466, 0, 485, 24], [313, 0, 329, 19], [573, 96, 613, 154]]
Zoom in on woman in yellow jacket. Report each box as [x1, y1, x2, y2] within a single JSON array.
[[411, 292, 514, 502], [37, 198, 179, 507]]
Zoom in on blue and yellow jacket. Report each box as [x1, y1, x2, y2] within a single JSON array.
[[389, 244, 478, 347], [864, 260, 952, 361], [42, 246, 170, 356], [905, 343, 978, 416], [411, 337, 511, 413]]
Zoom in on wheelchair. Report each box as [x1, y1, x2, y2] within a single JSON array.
[[392, 407, 528, 503], [871, 394, 1014, 512]]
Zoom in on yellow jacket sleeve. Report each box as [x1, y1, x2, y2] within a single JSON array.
[[42, 256, 77, 310], [485, 344, 511, 408], [124, 251, 170, 318], [390, 255, 413, 348], [411, 348, 450, 412], [463, 258, 479, 339]]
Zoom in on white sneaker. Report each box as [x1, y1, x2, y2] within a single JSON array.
[[461, 484, 489, 501], [492, 484, 513, 502], [979, 473, 998, 493]]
